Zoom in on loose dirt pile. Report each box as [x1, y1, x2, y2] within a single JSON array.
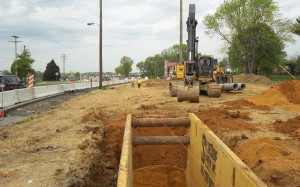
[[248, 80, 300, 111], [235, 138, 300, 187], [233, 73, 273, 84]]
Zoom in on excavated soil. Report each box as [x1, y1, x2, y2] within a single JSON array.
[[233, 73, 273, 84], [133, 165, 186, 187], [1, 78, 300, 187]]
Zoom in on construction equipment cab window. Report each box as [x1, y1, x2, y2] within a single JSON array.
[[199, 58, 211, 76]]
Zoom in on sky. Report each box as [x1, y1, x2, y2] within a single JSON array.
[[0, 0, 300, 74]]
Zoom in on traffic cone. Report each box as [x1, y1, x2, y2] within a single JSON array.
[[0, 111, 4, 117]]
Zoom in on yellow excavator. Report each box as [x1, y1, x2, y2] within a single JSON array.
[[169, 4, 245, 103]]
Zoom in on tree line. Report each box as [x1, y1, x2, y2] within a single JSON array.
[[116, 0, 300, 77]]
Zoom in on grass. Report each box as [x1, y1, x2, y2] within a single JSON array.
[[268, 74, 300, 82]]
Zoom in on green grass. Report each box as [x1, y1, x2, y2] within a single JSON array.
[[268, 74, 300, 82]]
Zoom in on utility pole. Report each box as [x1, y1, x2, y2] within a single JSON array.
[[179, 0, 183, 64], [61, 54, 68, 78], [23, 45, 26, 52], [9, 35, 22, 76], [99, 0, 103, 89]]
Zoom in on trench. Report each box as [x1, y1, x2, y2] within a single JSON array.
[[132, 126, 188, 186]]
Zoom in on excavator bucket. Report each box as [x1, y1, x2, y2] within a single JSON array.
[[177, 85, 199, 103]]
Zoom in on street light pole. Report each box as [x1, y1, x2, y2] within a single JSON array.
[[99, 0, 102, 89], [87, 0, 102, 89], [9, 35, 22, 76]]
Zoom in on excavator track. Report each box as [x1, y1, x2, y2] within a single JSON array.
[[169, 82, 178, 97], [177, 85, 199, 103], [199, 82, 221, 98], [206, 83, 221, 97]]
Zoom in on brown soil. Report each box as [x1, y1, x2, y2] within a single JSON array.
[[248, 80, 300, 112], [133, 165, 186, 187], [279, 80, 300, 105], [1, 79, 300, 187], [272, 116, 300, 139], [233, 73, 273, 84], [225, 99, 271, 111], [235, 138, 300, 187], [132, 127, 187, 169]]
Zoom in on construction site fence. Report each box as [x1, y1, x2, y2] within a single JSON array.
[[1, 80, 129, 109]]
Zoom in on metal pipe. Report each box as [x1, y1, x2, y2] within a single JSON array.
[[132, 136, 190, 145], [132, 118, 190, 128], [219, 83, 239, 91], [237, 83, 246, 90]]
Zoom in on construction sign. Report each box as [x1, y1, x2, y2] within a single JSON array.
[[28, 74, 34, 88]]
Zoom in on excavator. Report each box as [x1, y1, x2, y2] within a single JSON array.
[[169, 4, 245, 103]]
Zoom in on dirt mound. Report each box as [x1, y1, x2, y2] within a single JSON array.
[[279, 80, 300, 105], [225, 99, 270, 111], [133, 165, 186, 187], [195, 108, 256, 135], [81, 107, 108, 123], [137, 104, 158, 110], [272, 116, 300, 138], [143, 79, 169, 87], [233, 73, 273, 84], [248, 80, 300, 111], [235, 138, 300, 187]]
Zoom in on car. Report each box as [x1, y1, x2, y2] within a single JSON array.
[[102, 76, 111, 81], [0, 74, 26, 92]]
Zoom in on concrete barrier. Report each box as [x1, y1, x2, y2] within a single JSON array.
[[47, 85, 60, 95], [1, 90, 18, 108], [17, 88, 34, 103], [2, 80, 129, 109], [34, 86, 49, 98]]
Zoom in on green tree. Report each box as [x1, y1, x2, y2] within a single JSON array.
[[11, 49, 35, 79], [203, 0, 293, 74], [115, 56, 134, 77], [74, 72, 81, 77], [291, 17, 300, 36], [161, 44, 187, 62], [228, 23, 285, 75], [43, 59, 61, 81], [136, 61, 146, 77], [36, 71, 44, 82]]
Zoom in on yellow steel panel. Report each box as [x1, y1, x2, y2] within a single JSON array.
[[117, 114, 133, 187], [187, 113, 266, 187]]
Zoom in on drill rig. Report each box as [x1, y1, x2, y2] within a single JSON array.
[[169, 4, 245, 102]]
